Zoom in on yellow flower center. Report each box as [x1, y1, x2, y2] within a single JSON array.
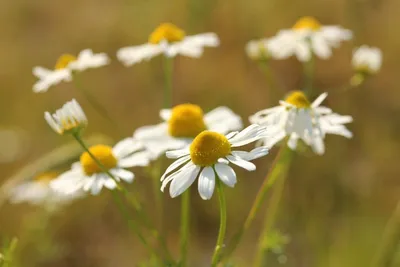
[[190, 131, 231, 167], [292, 16, 321, 31], [55, 54, 77, 70], [149, 23, 186, 44], [168, 104, 207, 138], [285, 91, 311, 108], [34, 172, 59, 184], [80, 145, 118, 176]]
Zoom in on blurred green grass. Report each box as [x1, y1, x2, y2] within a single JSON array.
[[1, 0, 400, 266]]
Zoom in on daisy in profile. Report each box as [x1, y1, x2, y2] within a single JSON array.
[[44, 99, 87, 135], [9, 172, 83, 208], [352, 45, 382, 75], [33, 49, 109, 93], [249, 91, 353, 155], [133, 104, 243, 158], [117, 23, 219, 66], [51, 138, 151, 195], [267, 16, 352, 61], [245, 39, 272, 61], [161, 125, 269, 200]]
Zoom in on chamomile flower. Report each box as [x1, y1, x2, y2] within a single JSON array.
[[133, 104, 243, 158], [9, 172, 83, 207], [268, 16, 352, 62], [50, 138, 151, 195], [117, 23, 219, 66], [245, 39, 272, 61], [249, 91, 353, 155], [352, 45, 382, 75], [33, 49, 109, 93], [45, 99, 87, 135], [160, 125, 269, 200]]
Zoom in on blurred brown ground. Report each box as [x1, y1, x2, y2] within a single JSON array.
[[0, 0, 400, 266]]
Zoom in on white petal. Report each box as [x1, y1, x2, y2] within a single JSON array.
[[160, 109, 172, 121], [198, 167, 215, 200], [169, 164, 200, 198], [287, 133, 299, 150], [311, 93, 328, 108], [160, 155, 191, 182], [118, 151, 151, 168], [117, 43, 164, 66], [111, 168, 135, 183], [231, 146, 269, 161], [226, 155, 256, 171], [166, 147, 190, 159], [214, 163, 236, 187], [112, 138, 143, 159], [205, 106, 243, 134]]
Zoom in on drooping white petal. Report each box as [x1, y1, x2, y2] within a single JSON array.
[[198, 167, 215, 200], [110, 168, 135, 183], [160, 155, 191, 182], [287, 133, 299, 150], [169, 163, 200, 198], [214, 163, 237, 187], [226, 155, 256, 171]]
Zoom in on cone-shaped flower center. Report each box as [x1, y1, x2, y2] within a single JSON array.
[[80, 145, 118, 175], [149, 23, 185, 44], [292, 16, 321, 31], [34, 172, 59, 184], [285, 91, 311, 108], [168, 104, 207, 138], [190, 131, 231, 167], [55, 54, 77, 70]]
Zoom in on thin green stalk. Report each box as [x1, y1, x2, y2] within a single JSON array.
[[371, 200, 400, 267], [73, 74, 122, 133], [163, 56, 174, 108], [253, 158, 291, 267], [221, 146, 293, 263], [258, 61, 282, 101], [71, 133, 159, 258], [1, 237, 18, 267], [211, 178, 227, 266], [304, 52, 315, 97], [179, 190, 191, 267]]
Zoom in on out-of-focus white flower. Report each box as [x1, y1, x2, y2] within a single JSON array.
[[133, 104, 243, 159], [267, 16, 352, 62], [245, 39, 272, 60], [45, 99, 87, 135], [33, 49, 109, 93], [249, 91, 353, 155], [161, 125, 269, 200], [9, 172, 83, 207], [117, 23, 219, 66], [352, 45, 382, 74], [51, 138, 151, 195]]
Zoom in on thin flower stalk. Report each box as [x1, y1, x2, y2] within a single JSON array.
[[179, 190, 191, 267], [211, 177, 227, 267], [163, 56, 174, 108]]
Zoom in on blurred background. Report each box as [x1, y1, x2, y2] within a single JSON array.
[[0, 0, 399, 266]]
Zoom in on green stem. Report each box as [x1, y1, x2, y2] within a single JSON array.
[[304, 52, 315, 97], [371, 200, 400, 267], [163, 56, 174, 109], [258, 60, 282, 101], [253, 159, 291, 267], [73, 74, 122, 133], [179, 190, 191, 267], [221, 146, 293, 263], [211, 178, 227, 266], [1, 237, 18, 267], [71, 133, 159, 258]]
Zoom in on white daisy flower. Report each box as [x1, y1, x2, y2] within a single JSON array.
[[267, 16, 352, 62], [352, 45, 382, 74], [249, 91, 353, 155], [161, 125, 269, 200], [133, 104, 243, 159], [33, 49, 110, 93], [50, 138, 151, 195], [44, 99, 87, 135], [9, 172, 83, 207], [245, 38, 272, 61], [117, 23, 219, 66]]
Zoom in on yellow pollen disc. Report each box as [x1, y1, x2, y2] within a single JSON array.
[[34, 172, 59, 184], [168, 104, 207, 138], [80, 145, 118, 176], [292, 16, 321, 31], [55, 54, 77, 70], [149, 23, 185, 44], [190, 131, 231, 167], [285, 91, 311, 108]]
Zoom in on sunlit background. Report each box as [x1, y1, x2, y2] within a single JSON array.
[[0, 0, 399, 266]]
